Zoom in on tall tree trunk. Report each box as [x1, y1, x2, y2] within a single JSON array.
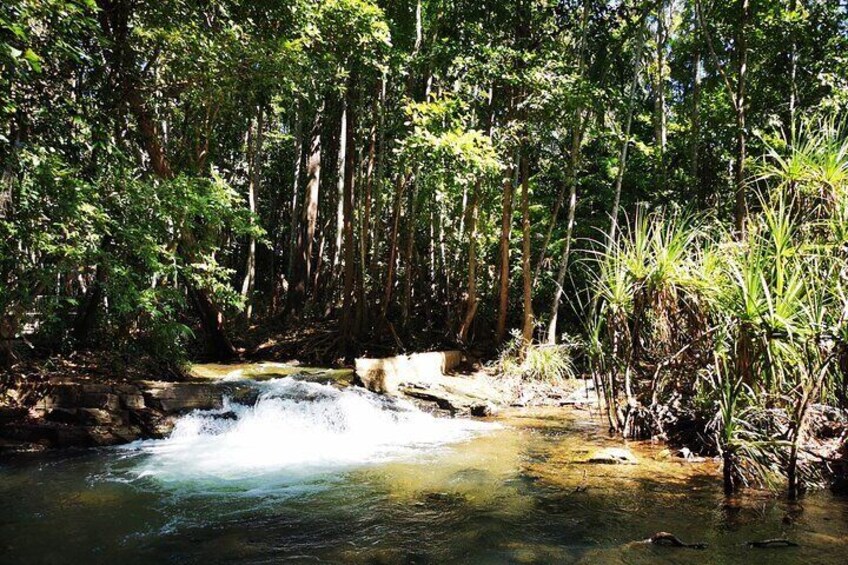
[[546, 118, 584, 343], [694, 0, 748, 232], [458, 179, 481, 343], [341, 84, 357, 347], [541, 0, 590, 341], [369, 75, 387, 299], [654, 0, 668, 190], [357, 88, 378, 332], [381, 174, 406, 323], [691, 41, 702, 202], [458, 86, 494, 342], [608, 10, 649, 243], [286, 104, 304, 295], [332, 101, 347, 284], [495, 164, 515, 344], [788, 0, 798, 129], [519, 149, 534, 350], [290, 106, 322, 311], [241, 107, 263, 320], [734, 0, 749, 234], [533, 117, 587, 288]]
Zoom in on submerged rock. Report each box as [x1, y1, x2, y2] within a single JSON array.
[[586, 447, 638, 465]]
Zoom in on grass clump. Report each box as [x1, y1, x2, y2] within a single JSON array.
[[499, 330, 577, 384]]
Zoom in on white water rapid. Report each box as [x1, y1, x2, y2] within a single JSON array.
[[123, 377, 495, 482]]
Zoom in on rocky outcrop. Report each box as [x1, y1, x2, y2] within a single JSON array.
[[354, 351, 506, 416], [0, 379, 238, 451], [355, 351, 464, 394]]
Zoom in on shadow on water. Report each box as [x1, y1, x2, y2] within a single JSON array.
[[1, 376, 847, 564]]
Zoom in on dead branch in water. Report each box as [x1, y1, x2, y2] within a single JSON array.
[[645, 532, 707, 550], [746, 539, 798, 548]]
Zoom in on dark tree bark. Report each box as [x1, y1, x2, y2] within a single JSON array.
[[289, 106, 323, 312]]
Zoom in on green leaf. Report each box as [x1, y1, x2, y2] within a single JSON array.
[[23, 49, 42, 72]]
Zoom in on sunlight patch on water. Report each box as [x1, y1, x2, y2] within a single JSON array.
[[122, 377, 497, 482]]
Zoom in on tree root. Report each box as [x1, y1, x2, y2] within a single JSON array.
[[646, 532, 707, 550]]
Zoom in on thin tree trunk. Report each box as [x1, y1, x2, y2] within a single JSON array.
[[608, 10, 649, 243], [357, 88, 378, 331], [519, 149, 534, 350], [332, 101, 347, 280], [546, 119, 584, 343], [458, 178, 481, 343], [734, 0, 749, 234], [369, 75, 387, 298], [426, 195, 436, 329], [402, 176, 417, 329], [788, 0, 798, 128], [381, 174, 406, 322], [654, 0, 668, 190], [541, 0, 591, 341], [694, 0, 749, 233], [241, 107, 263, 320], [691, 42, 702, 201], [458, 86, 494, 341], [286, 104, 304, 291], [495, 164, 515, 344], [341, 84, 357, 347]]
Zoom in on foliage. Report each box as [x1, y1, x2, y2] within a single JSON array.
[[588, 113, 848, 496], [499, 330, 576, 384]]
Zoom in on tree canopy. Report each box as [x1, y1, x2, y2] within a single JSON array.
[[2, 0, 847, 366]]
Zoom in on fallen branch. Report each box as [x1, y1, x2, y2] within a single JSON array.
[[746, 539, 798, 548], [645, 532, 707, 550]]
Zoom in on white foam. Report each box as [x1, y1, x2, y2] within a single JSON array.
[[124, 378, 495, 481]]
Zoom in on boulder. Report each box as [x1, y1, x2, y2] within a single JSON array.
[[355, 351, 463, 394]]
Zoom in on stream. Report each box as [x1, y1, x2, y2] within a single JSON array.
[[1, 366, 847, 563]]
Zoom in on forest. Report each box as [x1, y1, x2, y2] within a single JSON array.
[[4, 0, 848, 529]]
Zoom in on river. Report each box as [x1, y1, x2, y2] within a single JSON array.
[[1, 367, 846, 563]]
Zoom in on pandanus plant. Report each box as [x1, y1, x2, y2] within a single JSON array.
[[589, 208, 709, 438], [584, 113, 848, 497]]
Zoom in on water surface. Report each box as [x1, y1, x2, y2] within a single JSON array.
[[1, 371, 846, 564]]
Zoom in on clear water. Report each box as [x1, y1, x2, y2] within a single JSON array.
[[1, 374, 847, 564]]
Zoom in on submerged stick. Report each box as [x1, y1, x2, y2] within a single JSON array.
[[645, 532, 707, 550], [746, 539, 799, 548]]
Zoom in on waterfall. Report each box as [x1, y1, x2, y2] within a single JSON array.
[[123, 377, 495, 482]]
